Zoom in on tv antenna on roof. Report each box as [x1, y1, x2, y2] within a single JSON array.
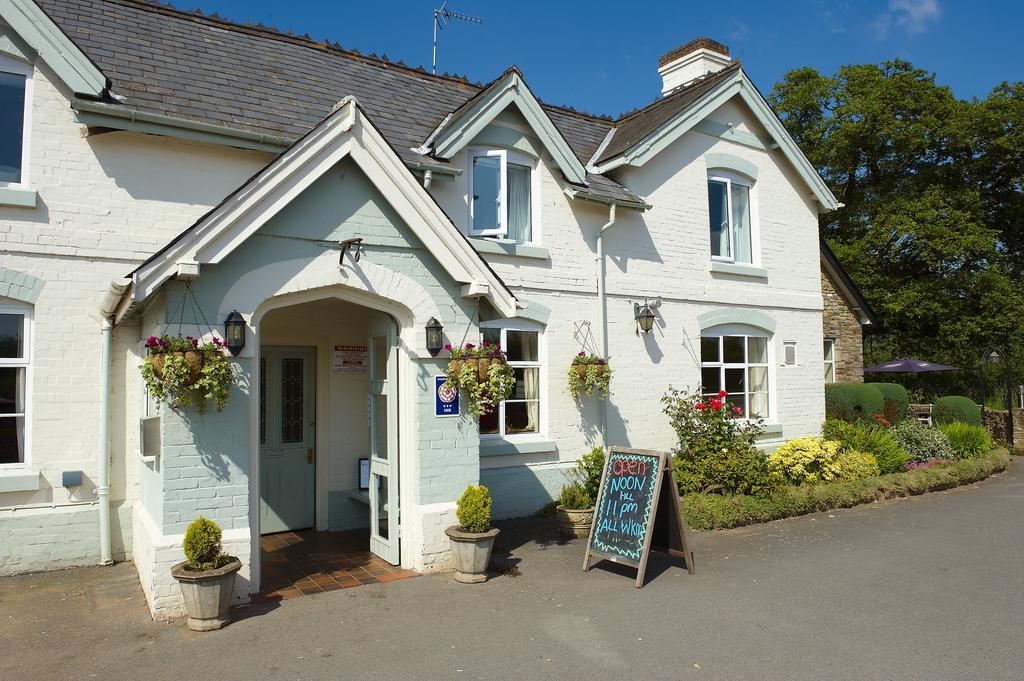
[[432, 1, 483, 74]]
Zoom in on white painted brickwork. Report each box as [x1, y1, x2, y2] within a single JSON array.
[[0, 64, 266, 574]]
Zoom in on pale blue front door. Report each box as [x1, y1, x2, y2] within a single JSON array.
[[259, 347, 316, 535]]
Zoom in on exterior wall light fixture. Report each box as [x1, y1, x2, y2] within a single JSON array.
[[425, 317, 444, 357], [633, 299, 660, 335], [223, 310, 246, 356]]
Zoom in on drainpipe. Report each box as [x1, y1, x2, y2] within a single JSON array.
[[422, 169, 433, 190], [596, 202, 617, 447], [97, 279, 129, 566], [98, 317, 113, 565]]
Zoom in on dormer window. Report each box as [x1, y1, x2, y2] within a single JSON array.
[[0, 57, 31, 188], [708, 172, 754, 264], [469, 149, 537, 244]]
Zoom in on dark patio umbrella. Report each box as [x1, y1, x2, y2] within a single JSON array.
[[863, 357, 959, 373]]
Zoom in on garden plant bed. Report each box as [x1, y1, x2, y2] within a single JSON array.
[[683, 448, 1011, 531]]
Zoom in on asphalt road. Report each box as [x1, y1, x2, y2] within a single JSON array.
[[2, 464, 1023, 681]]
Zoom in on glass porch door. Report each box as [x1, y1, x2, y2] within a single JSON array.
[[368, 314, 399, 564]]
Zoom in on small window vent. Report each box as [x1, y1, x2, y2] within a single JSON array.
[[783, 341, 797, 366]]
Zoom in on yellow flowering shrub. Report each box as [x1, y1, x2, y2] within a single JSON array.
[[833, 449, 880, 480], [768, 436, 844, 485]]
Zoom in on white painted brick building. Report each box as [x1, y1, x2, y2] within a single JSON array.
[[0, 2, 870, 617]]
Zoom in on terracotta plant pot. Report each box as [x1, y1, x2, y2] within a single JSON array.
[[556, 506, 594, 538], [151, 350, 205, 386], [573, 363, 607, 379], [445, 526, 500, 583], [171, 557, 242, 631]]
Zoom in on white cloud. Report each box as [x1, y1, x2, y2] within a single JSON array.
[[872, 0, 942, 39]]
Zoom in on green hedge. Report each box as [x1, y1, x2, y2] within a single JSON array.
[[825, 383, 885, 423], [682, 449, 1009, 531], [933, 395, 982, 426], [871, 382, 910, 422]]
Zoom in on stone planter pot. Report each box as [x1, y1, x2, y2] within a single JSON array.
[[171, 557, 242, 631], [151, 350, 205, 386], [556, 506, 594, 538], [445, 526, 500, 583]]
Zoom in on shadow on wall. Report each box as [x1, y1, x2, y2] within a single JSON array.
[[481, 459, 567, 520], [87, 133, 269, 205], [184, 369, 253, 483], [604, 397, 631, 449]]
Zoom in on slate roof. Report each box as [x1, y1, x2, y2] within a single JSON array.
[[36, 0, 642, 203], [32, 0, 797, 210], [596, 62, 743, 164]]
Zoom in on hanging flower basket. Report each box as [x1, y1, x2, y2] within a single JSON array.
[[150, 350, 205, 386], [567, 352, 612, 399], [141, 335, 235, 414], [442, 341, 515, 417]]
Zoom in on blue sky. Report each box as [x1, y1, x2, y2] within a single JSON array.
[[192, 0, 1020, 117]]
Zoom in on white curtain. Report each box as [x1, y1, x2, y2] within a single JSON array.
[[731, 183, 752, 263], [523, 368, 539, 433], [507, 162, 532, 243]]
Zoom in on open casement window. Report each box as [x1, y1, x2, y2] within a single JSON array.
[[700, 332, 770, 420], [0, 303, 30, 465], [823, 339, 836, 384], [708, 173, 754, 264], [469, 149, 537, 244], [478, 324, 542, 438], [0, 56, 32, 188]]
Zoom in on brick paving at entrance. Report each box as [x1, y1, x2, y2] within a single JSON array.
[[258, 529, 417, 600]]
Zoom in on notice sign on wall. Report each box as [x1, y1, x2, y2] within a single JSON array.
[[333, 345, 368, 373], [435, 375, 460, 417]]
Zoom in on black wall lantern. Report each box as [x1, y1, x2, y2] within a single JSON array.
[[633, 300, 658, 335], [425, 317, 444, 357], [223, 310, 246, 357]]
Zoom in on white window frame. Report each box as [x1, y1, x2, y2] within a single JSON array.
[[0, 55, 33, 190], [468, 148, 541, 244], [707, 171, 757, 265], [823, 338, 836, 384], [138, 341, 161, 461], [699, 326, 773, 422], [478, 320, 545, 440], [0, 301, 32, 468]]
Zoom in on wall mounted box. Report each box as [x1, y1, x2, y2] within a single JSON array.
[[61, 470, 83, 488]]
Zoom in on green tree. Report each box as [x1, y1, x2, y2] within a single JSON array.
[[770, 61, 1024, 399]]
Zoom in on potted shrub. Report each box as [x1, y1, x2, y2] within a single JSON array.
[[141, 335, 234, 413], [567, 352, 611, 399], [555, 446, 605, 537], [442, 341, 515, 417], [170, 516, 242, 631], [445, 484, 499, 583]]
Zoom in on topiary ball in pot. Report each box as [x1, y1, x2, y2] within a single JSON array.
[[171, 516, 242, 631], [445, 484, 500, 583]]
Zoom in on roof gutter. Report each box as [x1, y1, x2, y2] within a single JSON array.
[[564, 186, 650, 212]]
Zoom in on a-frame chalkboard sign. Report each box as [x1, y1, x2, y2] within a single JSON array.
[[582, 447, 694, 587]]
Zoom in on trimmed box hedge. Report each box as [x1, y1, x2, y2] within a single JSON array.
[[871, 382, 910, 422], [682, 448, 1010, 531], [933, 395, 982, 426], [825, 382, 885, 423]]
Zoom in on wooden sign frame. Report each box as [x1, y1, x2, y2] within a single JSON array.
[[582, 447, 694, 587]]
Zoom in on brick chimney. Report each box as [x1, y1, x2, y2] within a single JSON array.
[[658, 37, 731, 94]]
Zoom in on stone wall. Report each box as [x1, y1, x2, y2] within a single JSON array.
[[981, 409, 1024, 443], [821, 271, 865, 383]]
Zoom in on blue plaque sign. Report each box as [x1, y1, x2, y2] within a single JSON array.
[[435, 375, 459, 417]]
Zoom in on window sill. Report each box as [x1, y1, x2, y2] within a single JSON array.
[[0, 186, 37, 208], [710, 261, 767, 279], [469, 238, 549, 260], [480, 436, 557, 457], [0, 468, 41, 493], [759, 422, 783, 438]]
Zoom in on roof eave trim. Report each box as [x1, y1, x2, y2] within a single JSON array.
[[428, 71, 588, 185], [820, 243, 877, 327], [562, 187, 650, 211], [1, 0, 106, 96], [591, 70, 839, 211], [131, 98, 517, 318]]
